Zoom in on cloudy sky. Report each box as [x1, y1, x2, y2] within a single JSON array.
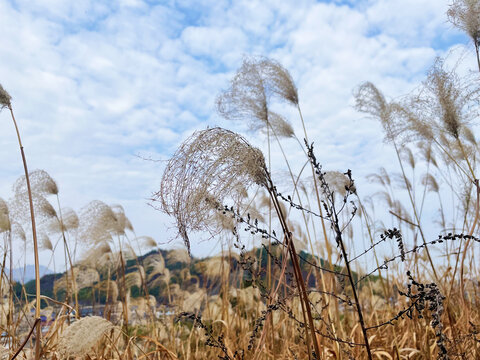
[[0, 0, 474, 269]]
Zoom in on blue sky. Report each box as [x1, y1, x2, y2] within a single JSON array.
[[0, 0, 475, 269]]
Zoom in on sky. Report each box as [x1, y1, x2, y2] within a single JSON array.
[[0, 0, 475, 270]]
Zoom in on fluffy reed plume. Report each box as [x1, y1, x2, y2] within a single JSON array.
[[131, 294, 157, 314], [266, 111, 295, 138], [54, 266, 99, 293], [421, 173, 440, 193], [204, 295, 235, 321], [49, 207, 79, 233], [78, 200, 118, 245], [213, 210, 236, 232], [154, 127, 267, 254], [216, 56, 297, 133], [448, 0, 480, 69], [167, 249, 190, 265], [111, 204, 134, 235], [216, 58, 268, 129], [401, 147, 416, 169], [135, 264, 146, 281], [392, 172, 413, 191], [355, 83, 435, 148], [448, 0, 480, 41], [182, 288, 207, 311], [0, 198, 11, 232], [169, 283, 181, 296], [0, 84, 11, 110], [418, 141, 439, 167], [39, 232, 53, 251], [12, 169, 59, 196], [391, 199, 414, 226], [125, 268, 143, 289], [76, 267, 100, 289], [381, 60, 479, 157], [354, 82, 410, 142], [354, 82, 389, 120], [137, 235, 157, 249], [420, 59, 478, 142], [9, 192, 57, 226], [56, 316, 115, 358], [256, 56, 298, 105], [12, 222, 26, 243], [148, 267, 170, 288], [81, 241, 113, 268], [246, 205, 266, 224], [195, 257, 230, 279], [98, 279, 119, 302], [324, 171, 356, 197], [0, 276, 10, 298], [145, 253, 165, 274]]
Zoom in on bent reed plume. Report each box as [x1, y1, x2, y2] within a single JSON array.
[[153, 127, 268, 255]]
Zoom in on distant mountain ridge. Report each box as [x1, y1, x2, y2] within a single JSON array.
[[13, 248, 373, 306], [5, 265, 53, 283]]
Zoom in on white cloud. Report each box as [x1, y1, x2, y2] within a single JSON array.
[[365, 0, 450, 44], [181, 26, 248, 58]]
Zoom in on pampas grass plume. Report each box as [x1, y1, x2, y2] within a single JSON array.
[[167, 249, 190, 264], [56, 316, 115, 358]]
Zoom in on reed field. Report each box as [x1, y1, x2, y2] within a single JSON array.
[[1, 2, 480, 359]]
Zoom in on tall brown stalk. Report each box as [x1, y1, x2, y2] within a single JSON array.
[[265, 178, 321, 358], [306, 143, 373, 360], [5, 102, 42, 359]]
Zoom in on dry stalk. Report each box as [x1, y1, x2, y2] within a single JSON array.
[[1, 85, 42, 360]]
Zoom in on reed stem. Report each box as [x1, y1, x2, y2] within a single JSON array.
[[8, 105, 42, 360]]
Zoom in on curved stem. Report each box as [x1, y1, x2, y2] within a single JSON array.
[[390, 133, 439, 281], [296, 105, 333, 271], [56, 195, 80, 318], [8, 106, 41, 360], [475, 41, 480, 73]]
